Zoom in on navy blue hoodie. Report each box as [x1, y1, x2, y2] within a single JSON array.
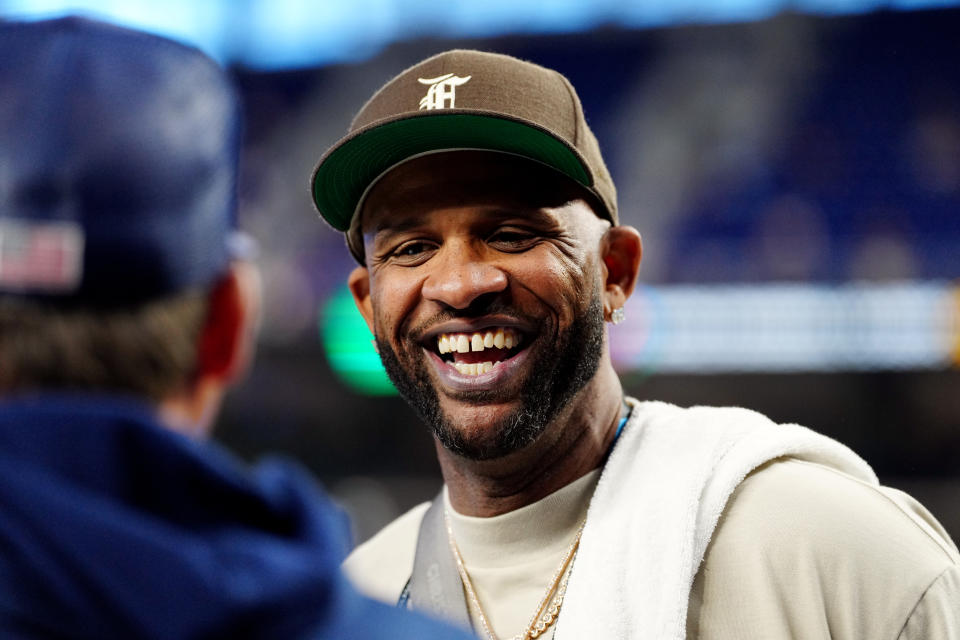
[[0, 396, 472, 640]]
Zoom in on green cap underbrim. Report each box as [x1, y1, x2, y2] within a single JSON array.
[[311, 112, 592, 231]]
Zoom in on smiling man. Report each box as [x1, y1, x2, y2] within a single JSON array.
[[355, 152, 625, 477], [310, 50, 959, 639]]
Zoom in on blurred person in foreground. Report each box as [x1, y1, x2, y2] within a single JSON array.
[[309, 50, 960, 639], [0, 18, 473, 640]]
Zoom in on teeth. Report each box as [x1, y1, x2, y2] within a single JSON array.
[[437, 328, 523, 354], [454, 361, 495, 376]]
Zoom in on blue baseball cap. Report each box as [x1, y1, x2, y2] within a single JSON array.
[[0, 17, 250, 307]]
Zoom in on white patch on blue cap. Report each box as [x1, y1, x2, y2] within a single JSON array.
[[0, 219, 84, 293]]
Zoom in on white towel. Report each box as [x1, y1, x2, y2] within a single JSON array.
[[556, 399, 877, 640]]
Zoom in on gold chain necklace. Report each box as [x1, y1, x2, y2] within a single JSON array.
[[444, 511, 586, 640]]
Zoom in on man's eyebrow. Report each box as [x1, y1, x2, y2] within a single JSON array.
[[370, 216, 423, 236], [478, 207, 566, 231], [502, 207, 560, 226], [369, 207, 563, 237]]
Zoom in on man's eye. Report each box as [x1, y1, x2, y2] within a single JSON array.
[[390, 240, 436, 264], [488, 229, 538, 251]]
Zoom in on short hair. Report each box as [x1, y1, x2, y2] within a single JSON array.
[[0, 293, 208, 402]]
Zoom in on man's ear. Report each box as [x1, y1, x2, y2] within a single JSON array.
[[196, 261, 262, 386], [348, 265, 376, 334], [600, 225, 642, 317]]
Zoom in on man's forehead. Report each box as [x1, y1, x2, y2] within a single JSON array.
[[366, 204, 560, 237], [359, 151, 591, 231]]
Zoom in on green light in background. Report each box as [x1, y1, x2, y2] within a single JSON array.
[[319, 284, 397, 396]]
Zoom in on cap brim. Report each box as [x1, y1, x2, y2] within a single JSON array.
[[311, 111, 593, 231]]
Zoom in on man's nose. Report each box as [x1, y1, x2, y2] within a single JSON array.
[[421, 244, 508, 310]]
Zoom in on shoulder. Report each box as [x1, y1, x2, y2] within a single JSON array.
[[342, 501, 430, 604], [898, 565, 960, 639], [690, 458, 959, 638], [721, 458, 958, 564]]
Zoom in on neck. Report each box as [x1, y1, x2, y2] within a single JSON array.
[[438, 365, 624, 517], [157, 378, 223, 440]]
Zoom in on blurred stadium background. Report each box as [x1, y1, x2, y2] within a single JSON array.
[[3, 0, 958, 543]]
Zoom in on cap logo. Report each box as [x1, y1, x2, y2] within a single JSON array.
[[417, 73, 472, 110], [0, 219, 84, 293]]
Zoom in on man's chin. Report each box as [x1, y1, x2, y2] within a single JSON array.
[[432, 398, 547, 461]]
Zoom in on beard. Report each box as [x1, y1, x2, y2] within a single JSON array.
[[375, 293, 605, 461]]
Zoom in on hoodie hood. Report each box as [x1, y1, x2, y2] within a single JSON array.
[[0, 395, 458, 639]]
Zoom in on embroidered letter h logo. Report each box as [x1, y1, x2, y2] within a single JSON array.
[[418, 73, 472, 110]]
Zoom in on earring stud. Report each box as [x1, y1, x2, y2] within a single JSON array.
[[611, 307, 625, 325]]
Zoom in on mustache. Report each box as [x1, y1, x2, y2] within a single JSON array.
[[407, 300, 541, 343]]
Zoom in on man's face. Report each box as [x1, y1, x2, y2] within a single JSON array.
[[351, 151, 610, 460]]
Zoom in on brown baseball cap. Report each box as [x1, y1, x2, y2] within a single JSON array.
[[310, 49, 618, 260]]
